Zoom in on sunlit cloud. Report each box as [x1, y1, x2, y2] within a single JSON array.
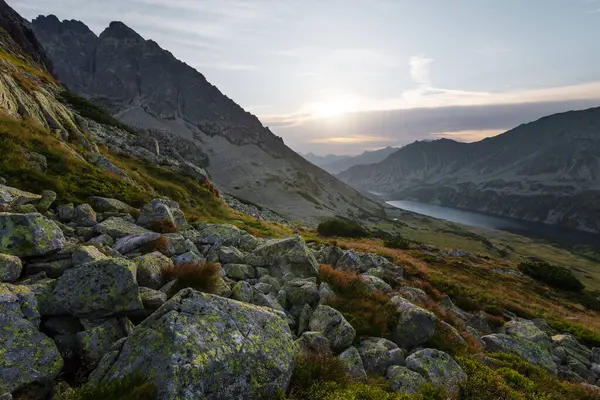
[[309, 135, 394, 144], [409, 55, 433, 87], [429, 129, 505, 142]]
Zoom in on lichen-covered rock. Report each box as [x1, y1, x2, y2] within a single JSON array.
[[139, 287, 167, 309], [339, 347, 367, 381], [0, 284, 63, 393], [0, 184, 41, 209], [188, 224, 244, 247], [218, 246, 245, 264], [482, 334, 557, 372], [405, 349, 467, 392], [74, 204, 97, 227], [591, 348, 600, 364], [296, 331, 331, 355], [0, 213, 65, 257], [552, 334, 592, 367], [94, 217, 150, 238], [336, 250, 403, 278], [309, 305, 355, 352], [362, 274, 393, 293], [247, 235, 319, 278], [504, 320, 549, 344], [391, 296, 436, 348], [52, 258, 143, 317], [314, 246, 344, 266], [397, 286, 428, 305], [0, 253, 21, 282], [239, 233, 262, 252], [88, 290, 296, 399], [76, 318, 129, 367], [173, 251, 206, 266], [57, 204, 75, 222], [90, 197, 135, 213], [88, 234, 115, 247], [157, 233, 188, 257], [297, 303, 313, 336], [34, 190, 57, 212], [231, 281, 254, 303], [358, 337, 405, 375], [387, 365, 427, 394], [113, 232, 161, 254], [135, 252, 172, 289], [223, 263, 255, 280], [318, 282, 335, 305], [252, 292, 284, 312], [72, 245, 108, 266], [137, 198, 187, 231], [285, 278, 320, 308]]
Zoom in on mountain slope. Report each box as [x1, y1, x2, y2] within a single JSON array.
[[339, 108, 600, 233], [30, 16, 384, 224], [301, 152, 350, 167]]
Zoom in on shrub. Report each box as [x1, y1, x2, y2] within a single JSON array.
[[518, 260, 584, 292], [54, 374, 156, 400], [288, 351, 352, 399], [317, 218, 369, 238], [163, 262, 221, 294], [384, 236, 410, 250], [319, 265, 398, 338]]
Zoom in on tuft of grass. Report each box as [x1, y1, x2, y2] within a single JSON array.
[[518, 260, 585, 292], [288, 351, 352, 399], [163, 262, 221, 294], [384, 236, 411, 250], [54, 374, 156, 400], [317, 218, 369, 238], [319, 265, 398, 338], [149, 220, 178, 234]]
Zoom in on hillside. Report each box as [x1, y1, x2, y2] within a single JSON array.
[[29, 15, 384, 225], [339, 109, 600, 233]]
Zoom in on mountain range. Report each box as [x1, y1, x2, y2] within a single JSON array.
[[339, 109, 600, 233], [29, 15, 383, 224], [305, 147, 399, 174]]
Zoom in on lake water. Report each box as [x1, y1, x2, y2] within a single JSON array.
[[387, 200, 600, 251]]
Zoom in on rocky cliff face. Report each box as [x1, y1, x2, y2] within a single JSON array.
[[339, 108, 600, 233], [31, 16, 384, 224]]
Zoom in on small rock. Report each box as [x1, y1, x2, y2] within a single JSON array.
[[231, 281, 254, 303], [297, 303, 313, 336], [358, 337, 404, 375], [76, 318, 129, 367], [223, 264, 255, 280], [173, 251, 206, 266], [88, 234, 115, 247], [285, 278, 320, 308], [136, 252, 172, 289], [113, 232, 161, 254], [296, 331, 331, 355], [158, 233, 188, 256], [89, 197, 135, 213], [34, 190, 57, 212], [72, 246, 108, 266], [218, 246, 245, 264], [95, 217, 150, 238], [57, 204, 75, 222], [137, 198, 186, 231], [139, 287, 168, 309]]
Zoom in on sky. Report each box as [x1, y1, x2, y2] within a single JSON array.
[[13, 0, 600, 155]]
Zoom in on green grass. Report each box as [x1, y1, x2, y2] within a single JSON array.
[[518, 260, 584, 292], [54, 374, 156, 400], [318, 218, 369, 238], [60, 91, 137, 134]]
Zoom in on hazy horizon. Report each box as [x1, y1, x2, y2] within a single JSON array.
[[14, 0, 600, 155]]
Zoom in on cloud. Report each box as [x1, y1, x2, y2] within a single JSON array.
[[409, 55, 433, 87], [309, 135, 395, 144], [429, 129, 505, 142]]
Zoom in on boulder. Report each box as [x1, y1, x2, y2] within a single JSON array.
[[88, 290, 296, 399], [73, 204, 97, 227], [0, 284, 63, 394], [57, 204, 75, 222], [252, 292, 284, 312], [387, 365, 427, 394], [309, 305, 355, 352], [314, 246, 344, 266], [34, 190, 57, 212], [397, 287, 428, 305], [231, 281, 254, 303], [0, 254, 21, 282], [295, 331, 331, 355], [390, 296, 436, 348], [0, 184, 41, 209], [188, 224, 244, 247], [482, 334, 557, 372], [139, 287, 168, 310], [336, 250, 403, 278], [0, 213, 65, 257], [88, 234, 114, 247], [95, 217, 150, 238], [223, 264, 255, 280], [72, 245, 108, 266], [247, 235, 319, 278], [137, 198, 186, 231], [504, 320, 549, 344], [89, 197, 135, 213], [362, 274, 393, 293], [52, 258, 143, 317], [285, 278, 320, 308], [358, 337, 405, 375], [339, 347, 367, 381], [135, 252, 172, 289], [76, 318, 129, 367], [405, 349, 467, 392], [218, 246, 245, 264], [113, 232, 161, 254], [159, 233, 188, 256]]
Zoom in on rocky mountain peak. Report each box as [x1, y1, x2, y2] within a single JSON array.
[[100, 21, 143, 41]]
